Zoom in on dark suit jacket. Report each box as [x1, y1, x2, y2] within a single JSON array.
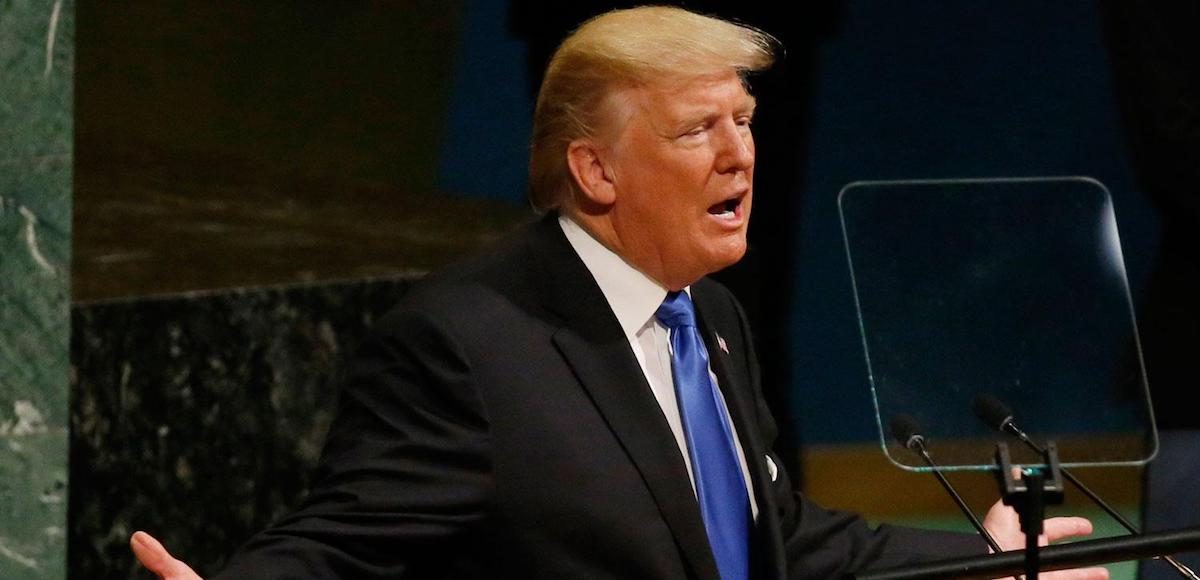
[[215, 214, 984, 579]]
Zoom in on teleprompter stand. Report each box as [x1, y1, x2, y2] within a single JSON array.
[[852, 442, 1200, 579]]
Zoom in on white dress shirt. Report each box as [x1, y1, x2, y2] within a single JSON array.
[[559, 215, 758, 518]]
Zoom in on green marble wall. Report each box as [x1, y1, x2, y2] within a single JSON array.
[[0, 0, 72, 577]]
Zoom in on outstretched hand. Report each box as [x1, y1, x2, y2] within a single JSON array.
[[130, 531, 202, 580], [982, 499, 1109, 579]]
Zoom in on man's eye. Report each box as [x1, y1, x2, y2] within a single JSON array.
[[681, 126, 706, 138]]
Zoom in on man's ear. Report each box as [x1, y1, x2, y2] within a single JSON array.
[[566, 139, 617, 207]]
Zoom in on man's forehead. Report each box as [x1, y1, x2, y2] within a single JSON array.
[[642, 70, 751, 98], [635, 71, 748, 100], [635, 74, 756, 119], [592, 72, 754, 139]]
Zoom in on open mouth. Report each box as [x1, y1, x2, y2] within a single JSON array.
[[707, 197, 741, 219]]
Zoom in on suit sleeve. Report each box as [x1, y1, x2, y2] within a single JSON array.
[[719, 286, 987, 579], [778, 489, 988, 579], [213, 304, 492, 578]]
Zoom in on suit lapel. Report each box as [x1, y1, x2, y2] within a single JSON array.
[[532, 216, 721, 580], [553, 329, 721, 579]]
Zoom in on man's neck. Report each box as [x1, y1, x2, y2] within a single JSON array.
[[562, 209, 688, 291]]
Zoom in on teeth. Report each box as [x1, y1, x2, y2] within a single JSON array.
[[707, 198, 740, 219]]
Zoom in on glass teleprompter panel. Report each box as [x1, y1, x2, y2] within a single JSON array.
[[838, 177, 1156, 471]]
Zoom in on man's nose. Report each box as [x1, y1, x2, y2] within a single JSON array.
[[715, 124, 754, 173]]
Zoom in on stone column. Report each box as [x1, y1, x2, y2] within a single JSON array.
[[0, 0, 72, 577]]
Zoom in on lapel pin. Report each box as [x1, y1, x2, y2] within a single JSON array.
[[716, 334, 729, 354]]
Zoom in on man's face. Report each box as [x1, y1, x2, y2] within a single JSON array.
[[600, 71, 756, 290]]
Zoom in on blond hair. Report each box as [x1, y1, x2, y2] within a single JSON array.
[[528, 6, 777, 212]]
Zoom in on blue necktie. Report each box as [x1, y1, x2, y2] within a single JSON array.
[[656, 291, 750, 580]]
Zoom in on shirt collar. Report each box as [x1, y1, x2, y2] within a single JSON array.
[[559, 214, 675, 341]]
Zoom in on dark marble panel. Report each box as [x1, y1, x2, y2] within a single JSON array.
[[69, 275, 417, 579]]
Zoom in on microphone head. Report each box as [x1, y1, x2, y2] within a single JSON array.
[[972, 393, 1014, 432], [889, 414, 925, 451]]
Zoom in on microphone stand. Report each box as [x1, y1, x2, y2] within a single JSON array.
[[910, 442, 1003, 554], [891, 414, 1015, 578]]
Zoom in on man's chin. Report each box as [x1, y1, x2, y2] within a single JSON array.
[[702, 243, 748, 275]]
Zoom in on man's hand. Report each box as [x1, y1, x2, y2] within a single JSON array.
[[982, 499, 1109, 579], [130, 531, 202, 580]]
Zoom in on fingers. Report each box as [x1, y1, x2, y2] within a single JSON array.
[[130, 532, 202, 579], [982, 500, 1024, 552], [999, 564, 1110, 579], [1041, 517, 1104, 578], [1040, 565, 1110, 579], [1041, 516, 1094, 544], [995, 563, 1110, 579]]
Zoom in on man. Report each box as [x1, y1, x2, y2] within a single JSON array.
[[132, 7, 1105, 579]]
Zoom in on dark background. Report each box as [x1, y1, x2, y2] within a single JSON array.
[[69, 1, 1197, 577]]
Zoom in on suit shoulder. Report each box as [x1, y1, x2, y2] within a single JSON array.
[[374, 218, 546, 331], [692, 277, 745, 323], [421, 219, 541, 290], [693, 276, 736, 301]]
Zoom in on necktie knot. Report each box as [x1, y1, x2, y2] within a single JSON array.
[[655, 291, 697, 329]]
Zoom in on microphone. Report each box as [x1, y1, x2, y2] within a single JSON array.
[[972, 394, 1016, 435], [972, 394, 1200, 580], [889, 414, 1004, 555], [890, 414, 926, 452]]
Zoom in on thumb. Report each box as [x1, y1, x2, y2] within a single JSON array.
[[130, 531, 202, 579]]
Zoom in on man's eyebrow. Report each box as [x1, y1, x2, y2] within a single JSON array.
[[738, 96, 758, 117], [672, 110, 719, 130], [669, 98, 758, 132]]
